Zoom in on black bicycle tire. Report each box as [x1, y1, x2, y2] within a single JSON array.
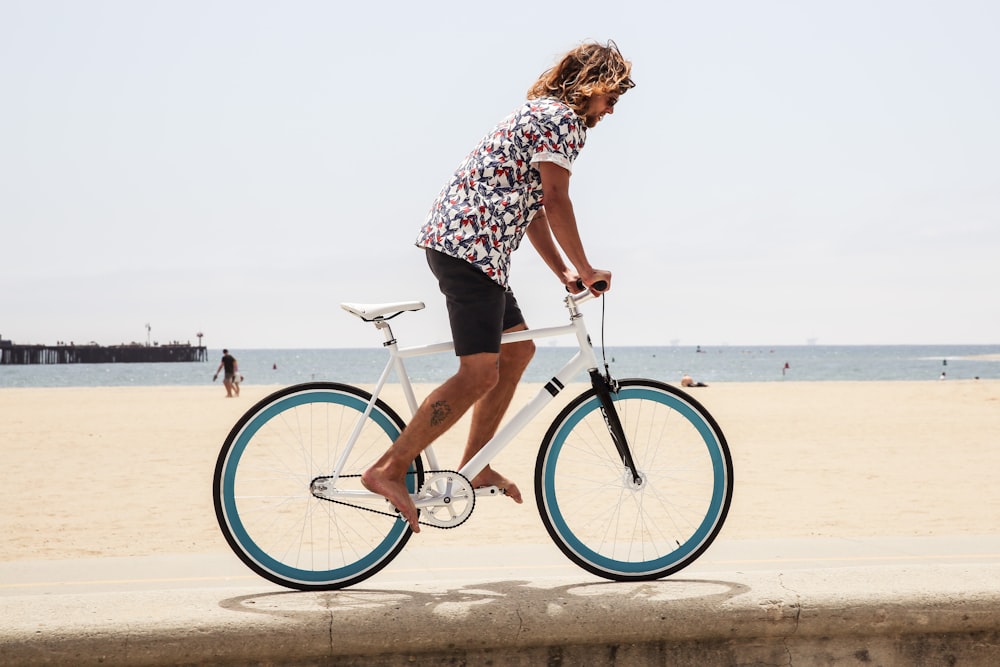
[[534, 377, 733, 581], [212, 381, 421, 590]]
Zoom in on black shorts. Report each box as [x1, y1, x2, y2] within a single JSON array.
[[425, 249, 526, 356]]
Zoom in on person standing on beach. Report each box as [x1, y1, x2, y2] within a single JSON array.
[[362, 41, 635, 532], [213, 349, 240, 397]]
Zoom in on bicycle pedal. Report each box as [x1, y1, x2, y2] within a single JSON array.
[[474, 485, 503, 497]]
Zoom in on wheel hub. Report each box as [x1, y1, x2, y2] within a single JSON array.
[[623, 468, 646, 491]]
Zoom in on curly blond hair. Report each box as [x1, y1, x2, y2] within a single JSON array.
[[527, 40, 635, 115]]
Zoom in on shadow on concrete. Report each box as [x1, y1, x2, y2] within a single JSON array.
[[220, 577, 750, 620]]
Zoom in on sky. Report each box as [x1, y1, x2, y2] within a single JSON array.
[[2, 0, 998, 350]]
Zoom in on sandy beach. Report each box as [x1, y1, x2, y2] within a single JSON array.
[[2, 379, 998, 563]]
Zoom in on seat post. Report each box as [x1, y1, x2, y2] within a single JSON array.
[[374, 319, 397, 347]]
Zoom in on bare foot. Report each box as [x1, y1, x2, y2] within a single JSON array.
[[471, 467, 523, 504], [361, 468, 420, 532]]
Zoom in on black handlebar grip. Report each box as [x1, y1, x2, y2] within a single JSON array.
[[572, 279, 609, 293]]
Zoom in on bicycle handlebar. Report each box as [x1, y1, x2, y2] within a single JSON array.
[[570, 279, 609, 293]]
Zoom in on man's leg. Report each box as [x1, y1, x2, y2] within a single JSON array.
[[362, 352, 500, 532], [459, 324, 535, 503]]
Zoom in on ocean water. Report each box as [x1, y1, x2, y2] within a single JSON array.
[[1, 344, 997, 388]]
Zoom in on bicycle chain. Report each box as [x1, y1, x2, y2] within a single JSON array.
[[313, 470, 471, 530]]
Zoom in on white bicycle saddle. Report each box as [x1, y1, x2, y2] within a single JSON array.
[[340, 301, 426, 321]]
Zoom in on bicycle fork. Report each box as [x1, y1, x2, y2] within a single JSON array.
[[589, 369, 643, 486]]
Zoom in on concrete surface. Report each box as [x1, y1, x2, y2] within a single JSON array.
[[2, 536, 1000, 666]]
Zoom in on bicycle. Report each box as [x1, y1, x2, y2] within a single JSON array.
[[213, 285, 733, 590]]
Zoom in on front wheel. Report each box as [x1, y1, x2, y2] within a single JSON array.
[[535, 378, 733, 581], [213, 382, 422, 590]]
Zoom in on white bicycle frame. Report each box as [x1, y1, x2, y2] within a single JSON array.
[[331, 289, 604, 501]]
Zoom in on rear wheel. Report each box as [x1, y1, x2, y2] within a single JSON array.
[[213, 382, 422, 590]]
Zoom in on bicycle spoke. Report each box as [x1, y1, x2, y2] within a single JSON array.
[[536, 380, 732, 581], [214, 383, 418, 590]]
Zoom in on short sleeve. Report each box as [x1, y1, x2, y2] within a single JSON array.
[[531, 151, 573, 172], [526, 100, 586, 174]]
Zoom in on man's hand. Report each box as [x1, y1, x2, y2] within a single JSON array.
[[562, 269, 583, 294], [566, 270, 612, 295], [584, 269, 612, 295], [568, 270, 611, 295]]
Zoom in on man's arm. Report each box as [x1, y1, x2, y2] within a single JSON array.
[[535, 161, 611, 293], [525, 209, 577, 291]]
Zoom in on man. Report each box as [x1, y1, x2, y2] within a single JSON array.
[[363, 41, 634, 532], [213, 349, 240, 397]]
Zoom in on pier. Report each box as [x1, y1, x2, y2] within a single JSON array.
[[0, 339, 207, 365]]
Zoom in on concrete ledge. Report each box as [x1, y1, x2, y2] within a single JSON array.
[[3, 562, 1000, 666]]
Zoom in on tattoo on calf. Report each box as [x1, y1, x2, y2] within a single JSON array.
[[430, 400, 452, 426]]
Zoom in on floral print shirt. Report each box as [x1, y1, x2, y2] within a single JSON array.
[[415, 97, 587, 287]]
